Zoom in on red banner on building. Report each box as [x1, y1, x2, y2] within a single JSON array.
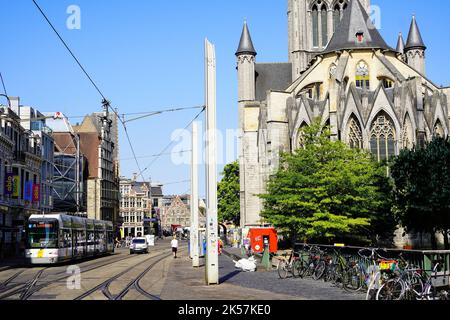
[[33, 184, 40, 203]]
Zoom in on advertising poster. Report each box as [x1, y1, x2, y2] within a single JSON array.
[[33, 184, 40, 203], [12, 176, 20, 198], [24, 181, 33, 202], [4, 173, 14, 196]]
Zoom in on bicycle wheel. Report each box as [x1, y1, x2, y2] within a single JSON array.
[[313, 261, 326, 281], [408, 274, 424, 300], [324, 264, 336, 283], [376, 279, 404, 300], [343, 267, 363, 292], [292, 260, 303, 278], [277, 261, 289, 279]]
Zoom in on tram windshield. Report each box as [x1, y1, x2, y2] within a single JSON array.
[[27, 220, 58, 249]]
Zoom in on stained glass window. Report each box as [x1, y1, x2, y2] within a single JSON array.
[[370, 113, 396, 161], [356, 61, 370, 89]]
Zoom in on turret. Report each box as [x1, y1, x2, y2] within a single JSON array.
[[405, 15, 426, 75], [236, 21, 256, 103], [396, 32, 406, 61]]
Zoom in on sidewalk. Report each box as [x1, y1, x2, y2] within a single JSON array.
[[160, 250, 363, 300], [160, 254, 301, 300]]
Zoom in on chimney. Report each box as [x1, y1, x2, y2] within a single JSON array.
[[132, 173, 138, 181]]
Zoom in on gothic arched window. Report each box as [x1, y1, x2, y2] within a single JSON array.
[[312, 5, 319, 48], [333, 0, 348, 32], [321, 6, 328, 47], [296, 123, 309, 150], [356, 61, 370, 89], [402, 115, 414, 149], [347, 117, 363, 149], [370, 113, 396, 161], [434, 120, 445, 138]]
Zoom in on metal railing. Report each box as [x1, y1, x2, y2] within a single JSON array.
[[294, 243, 450, 276]]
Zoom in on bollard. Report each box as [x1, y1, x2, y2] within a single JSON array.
[[262, 246, 271, 271], [241, 246, 246, 257]]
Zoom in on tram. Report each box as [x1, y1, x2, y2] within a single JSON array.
[[26, 213, 115, 264]]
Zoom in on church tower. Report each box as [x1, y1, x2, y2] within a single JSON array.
[[405, 15, 426, 75], [288, 0, 371, 81], [236, 22, 261, 227]]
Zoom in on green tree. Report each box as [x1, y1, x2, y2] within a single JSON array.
[[259, 119, 395, 245], [217, 161, 240, 225], [391, 138, 450, 249]]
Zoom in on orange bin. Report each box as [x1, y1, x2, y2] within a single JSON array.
[[247, 227, 278, 254]]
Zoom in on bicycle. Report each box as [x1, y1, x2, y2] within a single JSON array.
[[277, 250, 303, 279], [376, 254, 423, 300]]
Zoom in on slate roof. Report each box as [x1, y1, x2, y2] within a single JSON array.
[[396, 32, 405, 53], [323, 0, 393, 54], [236, 21, 257, 56], [255, 63, 292, 101], [405, 15, 426, 50]]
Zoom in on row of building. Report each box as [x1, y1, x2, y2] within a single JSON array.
[[118, 175, 206, 239], [0, 96, 120, 258]]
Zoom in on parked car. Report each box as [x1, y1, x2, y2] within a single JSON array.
[[130, 237, 149, 254]]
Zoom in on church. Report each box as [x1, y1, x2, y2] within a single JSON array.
[[236, 0, 450, 232]]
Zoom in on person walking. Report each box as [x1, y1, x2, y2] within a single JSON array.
[[171, 236, 179, 259]]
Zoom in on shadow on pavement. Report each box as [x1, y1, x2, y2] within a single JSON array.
[[219, 270, 242, 284]]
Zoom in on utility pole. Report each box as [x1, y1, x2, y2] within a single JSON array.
[[204, 38, 219, 285], [190, 121, 200, 267]]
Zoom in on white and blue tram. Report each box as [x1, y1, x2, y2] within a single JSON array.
[[25, 214, 115, 264]]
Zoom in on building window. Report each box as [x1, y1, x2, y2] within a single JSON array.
[[347, 117, 363, 149], [370, 113, 396, 161], [296, 123, 308, 150], [356, 61, 370, 89], [321, 6, 328, 47], [402, 115, 414, 149], [312, 5, 319, 47], [434, 120, 445, 138], [380, 77, 394, 89]]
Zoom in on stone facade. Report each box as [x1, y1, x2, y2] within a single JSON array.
[[161, 195, 206, 231], [237, 0, 450, 249]]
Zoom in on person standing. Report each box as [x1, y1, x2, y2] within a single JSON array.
[[171, 236, 179, 259]]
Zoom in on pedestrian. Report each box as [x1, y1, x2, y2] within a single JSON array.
[[218, 238, 223, 255], [171, 236, 179, 259]]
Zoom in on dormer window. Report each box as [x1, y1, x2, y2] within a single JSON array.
[[356, 61, 370, 89], [356, 31, 364, 44]]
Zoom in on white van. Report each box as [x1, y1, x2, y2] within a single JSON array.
[[130, 237, 149, 254]]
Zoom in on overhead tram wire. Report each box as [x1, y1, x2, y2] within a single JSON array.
[[120, 149, 192, 161], [139, 106, 205, 178], [32, 0, 205, 183]]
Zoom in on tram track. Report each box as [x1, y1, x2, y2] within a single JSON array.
[[75, 251, 172, 301], [0, 270, 26, 293], [0, 249, 159, 300]]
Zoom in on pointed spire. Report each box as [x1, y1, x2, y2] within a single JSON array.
[[236, 21, 257, 56], [396, 32, 405, 53], [324, 0, 392, 53], [405, 15, 426, 50]]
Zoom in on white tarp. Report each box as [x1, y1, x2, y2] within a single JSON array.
[[234, 256, 257, 272]]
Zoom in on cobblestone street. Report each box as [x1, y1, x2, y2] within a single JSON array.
[[217, 254, 364, 300]]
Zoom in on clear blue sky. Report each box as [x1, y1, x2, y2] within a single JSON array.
[[1, 0, 449, 197]]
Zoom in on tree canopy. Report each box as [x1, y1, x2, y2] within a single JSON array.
[[217, 160, 240, 225], [391, 137, 450, 249], [259, 119, 395, 245]]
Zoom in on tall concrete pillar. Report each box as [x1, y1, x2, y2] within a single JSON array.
[[205, 38, 219, 285], [190, 121, 200, 267]]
